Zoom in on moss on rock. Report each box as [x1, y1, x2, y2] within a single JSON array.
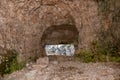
[[0, 49, 25, 76]]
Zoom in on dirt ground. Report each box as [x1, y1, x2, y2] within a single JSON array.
[[2, 57, 120, 80]]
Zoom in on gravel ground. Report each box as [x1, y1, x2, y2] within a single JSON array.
[[1, 57, 120, 80]]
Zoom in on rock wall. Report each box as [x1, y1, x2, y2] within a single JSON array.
[[0, 0, 101, 61]]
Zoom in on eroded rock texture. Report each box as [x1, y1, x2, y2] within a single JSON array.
[[0, 0, 101, 61]]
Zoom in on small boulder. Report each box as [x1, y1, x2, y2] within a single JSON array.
[[33, 57, 49, 69]]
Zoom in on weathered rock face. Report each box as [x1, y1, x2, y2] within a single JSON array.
[[0, 0, 101, 61], [3, 62, 120, 80]]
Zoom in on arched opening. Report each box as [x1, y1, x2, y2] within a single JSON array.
[[41, 24, 79, 56]]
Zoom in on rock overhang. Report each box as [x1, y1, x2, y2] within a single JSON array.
[[0, 0, 101, 61]]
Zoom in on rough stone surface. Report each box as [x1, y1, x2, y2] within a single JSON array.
[[0, 0, 101, 61], [3, 61, 120, 80]]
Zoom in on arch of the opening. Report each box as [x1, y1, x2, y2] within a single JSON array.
[[41, 24, 79, 56]]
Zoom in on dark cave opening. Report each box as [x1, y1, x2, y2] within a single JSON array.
[[41, 24, 79, 56]]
